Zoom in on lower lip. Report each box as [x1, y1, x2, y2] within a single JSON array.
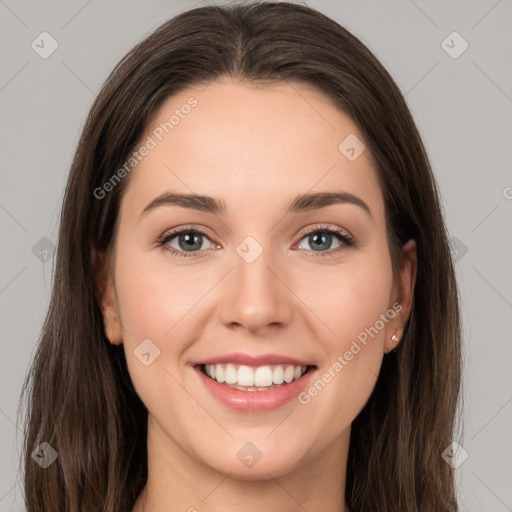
[[194, 365, 317, 412]]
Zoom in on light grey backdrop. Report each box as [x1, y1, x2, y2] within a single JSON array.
[[1, 0, 511, 510]]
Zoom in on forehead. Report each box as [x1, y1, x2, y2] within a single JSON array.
[[121, 78, 383, 221]]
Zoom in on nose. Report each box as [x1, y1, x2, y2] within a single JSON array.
[[218, 243, 294, 334]]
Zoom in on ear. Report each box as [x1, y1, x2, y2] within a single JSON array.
[[92, 247, 123, 345], [384, 239, 417, 353]]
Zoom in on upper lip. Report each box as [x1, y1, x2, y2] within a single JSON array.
[[195, 352, 315, 367]]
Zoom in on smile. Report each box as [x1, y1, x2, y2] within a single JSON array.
[[194, 364, 317, 411]]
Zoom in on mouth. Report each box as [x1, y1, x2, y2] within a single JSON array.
[[193, 362, 318, 412], [195, 363, 317, 392]]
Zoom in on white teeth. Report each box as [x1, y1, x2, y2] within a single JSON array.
[[238, 365, 255, 386], [284, 365, 294, 383], [254, 366, 273, 387], [204, 363, 308, 388], [224, 364, 237, 384], [215, 365, 224, 383], [273, 365, 284, 384]]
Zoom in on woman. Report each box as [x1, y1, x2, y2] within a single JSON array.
[[20, 1, 463, 511]]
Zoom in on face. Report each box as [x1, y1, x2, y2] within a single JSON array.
[[96, 78, 416, 480]]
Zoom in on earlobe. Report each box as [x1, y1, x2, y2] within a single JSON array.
[[92, 248, 123, 345], [384, 332, 401, 354]]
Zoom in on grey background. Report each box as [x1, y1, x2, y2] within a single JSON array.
[[1, 0, 511, 510]]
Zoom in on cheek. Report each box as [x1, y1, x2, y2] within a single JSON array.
[[112, 243, 222, 397], [295, 249, 394, 351], [111, 246, 190, 392], [114, 243, 205, 341], [336, 267, 393, 345], [294, 262, 393, 434]]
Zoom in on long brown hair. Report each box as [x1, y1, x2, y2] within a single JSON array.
[[19, 1, 463, 510]]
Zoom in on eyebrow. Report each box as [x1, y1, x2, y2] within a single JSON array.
[[138, 191, 372, 219]]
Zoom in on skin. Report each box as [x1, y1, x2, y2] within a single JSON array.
[[95, 77, 417, 512]]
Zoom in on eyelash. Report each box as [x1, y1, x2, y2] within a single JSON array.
[[156, 224, 355, 259]]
